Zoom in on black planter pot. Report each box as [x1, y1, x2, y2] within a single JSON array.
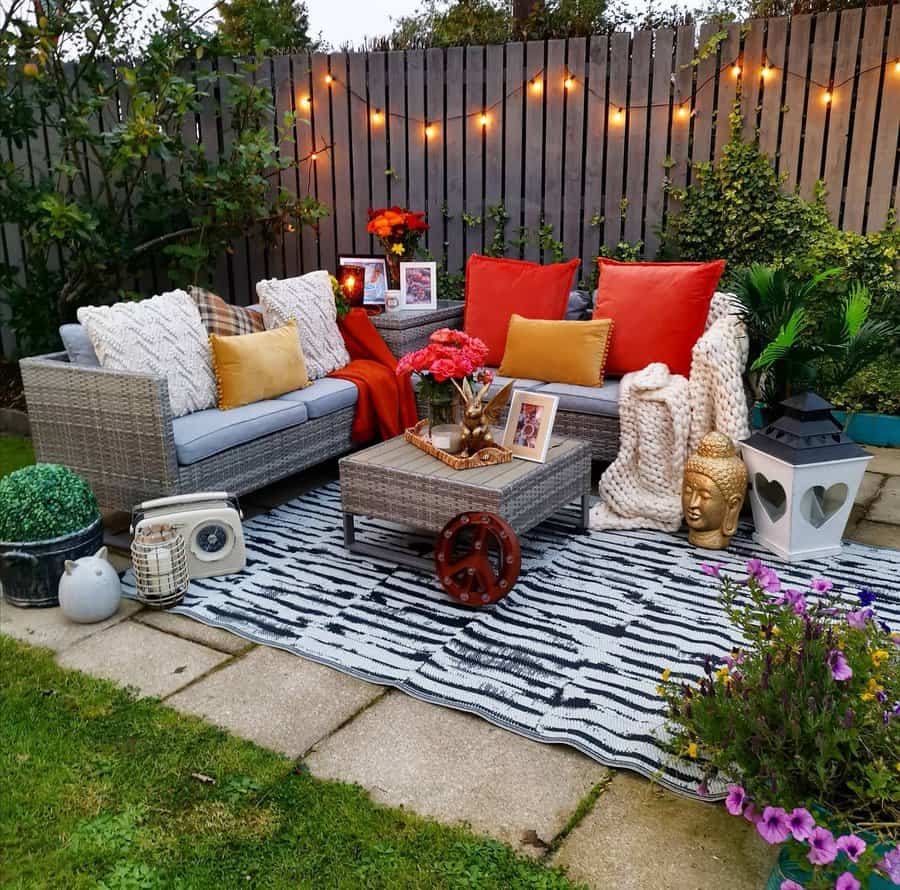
[[0, 516, 104, 608]]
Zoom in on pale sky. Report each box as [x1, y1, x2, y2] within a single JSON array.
[[306, 0, 423, 48]]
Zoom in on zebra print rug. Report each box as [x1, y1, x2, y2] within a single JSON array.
[[121, 482, 900, 799]]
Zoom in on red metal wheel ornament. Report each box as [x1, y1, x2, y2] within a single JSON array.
[[434, 512, 521, 606]]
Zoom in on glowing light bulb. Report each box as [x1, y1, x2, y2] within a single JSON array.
[[731, 63, 742, 77], [285, 223, 296, 233], [894, 59, 900, 74], [479, 113, 488, 126], [823, 90, 832, 104], [324, 74, 333, 85], [761, 64, 771, 79], [301, 96, 311, 107], [677, 104, 689, 119], [372, 108, 382, 123], [530, 78, 542, 94], [563, 76, 574, 90], [310, 151, 318, 161], [424, 124, 435, 138], [612, 107, 624, 123]]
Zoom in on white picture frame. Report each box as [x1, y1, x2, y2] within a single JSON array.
[[399, 261, 437, 310], [339, 255, 388, 305], [502, 390, 559, 463]]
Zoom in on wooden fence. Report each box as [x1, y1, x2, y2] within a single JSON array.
[[2, 8, 899, 353]]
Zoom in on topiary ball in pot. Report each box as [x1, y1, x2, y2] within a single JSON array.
[[0, 463, 103, 608]]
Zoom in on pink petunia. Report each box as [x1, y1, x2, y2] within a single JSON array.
[[779, 882, 804, 890], [701, 563, 722, 578], [877, 846, 900, 883], [845, 609, 873, 630], [808, 827, 838, 866], [811, 578, 834, 594], [724, 784, 746, 816], [743, 802, 762, 825], [757, 807, 792, 845], [826, 649, 853, 682], [835, 874, 860, 890], [836, 835, 866, 863], [786, 808, 815, 842]]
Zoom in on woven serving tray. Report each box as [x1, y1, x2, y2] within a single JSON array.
[[404, 420, 513, 470]]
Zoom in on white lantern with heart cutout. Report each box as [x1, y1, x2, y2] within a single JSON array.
[[741, 392, 872, 562]]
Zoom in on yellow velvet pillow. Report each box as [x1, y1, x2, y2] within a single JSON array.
[[209, 320, 311, 410], [498, 314, 614, 387]]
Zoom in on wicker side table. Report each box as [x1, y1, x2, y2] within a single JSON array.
[[371, 301, 464, 357]]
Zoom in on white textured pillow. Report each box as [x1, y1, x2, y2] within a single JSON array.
[[256, 270, 350, 379], [77, 290, 217, 418]]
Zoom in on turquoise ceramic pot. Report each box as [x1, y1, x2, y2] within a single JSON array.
[[766, 838, 895, 889]]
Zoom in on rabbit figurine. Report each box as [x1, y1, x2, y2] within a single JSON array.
[[451, 378, 514, 457]]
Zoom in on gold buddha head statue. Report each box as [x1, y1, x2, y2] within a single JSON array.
[[682, 432, 748, 550]]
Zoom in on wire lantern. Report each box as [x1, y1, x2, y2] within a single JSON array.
[[131, 524, 189, 609]]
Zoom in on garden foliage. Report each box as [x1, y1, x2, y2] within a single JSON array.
[[0, 0, 328, 353], [0, 463, 99, 541]]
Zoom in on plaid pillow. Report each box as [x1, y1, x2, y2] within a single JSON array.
[[189, 286, 265, 337]]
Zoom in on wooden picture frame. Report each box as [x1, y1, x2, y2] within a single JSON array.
[[399, 261, 437, 310], [339, 255, 388, 305], [502, 390, 559, 463]]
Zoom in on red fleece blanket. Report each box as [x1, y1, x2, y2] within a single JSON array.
[[330, 308, 418, 443]]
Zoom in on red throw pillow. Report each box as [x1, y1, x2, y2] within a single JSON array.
[[464, 255, 580, 366], [592, 258, 724, 378]]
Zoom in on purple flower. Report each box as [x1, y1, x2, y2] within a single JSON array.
[[836, 835, 866, 863], [835, 874, 860, 890], [697, 781, 709, 797], [846, 608, 873, 630], [725, 784, 747, 816], [757, 806, 792, 844], [858, 589, 876, 607], [759, 567, 781, 593], [780, 882, 804, 890], [747, 558, 765, 579], [743, 802, 762, 825], [808, 827, 838, 865], [701, 563, 722, 578], [827, 649, 853, 681], [877, 846, 900, 883], [786, 807, 815, 842], [876, 690, 887, 704], [811, 578, 834, 594]]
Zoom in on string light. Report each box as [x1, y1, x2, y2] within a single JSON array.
[[372, 108, 383, 123], [612, 106, 624, 123], [823, 88, 832, 104], [563, 75, 574, 90], [300, 96, 311, 108], [479, 112, 488, 126], [731, 62, 742, 77], [530, 77, 542, 93], [324, 74, 333, 85], [424, 123, 435, 138], [310, 151, 318, 160], [676, 103, 689, 120], [894, 59, 900, 74], [761, 64, 772, 79]]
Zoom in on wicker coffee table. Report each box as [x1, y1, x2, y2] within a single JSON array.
[[339, 434, 592, 573]]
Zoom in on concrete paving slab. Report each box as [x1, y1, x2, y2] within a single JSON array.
[[551, 773, 776, 890], [867, 476, 900, 525], [846, 520, 900, 549], [843, 503, 867, 538], [855, 472, 885, 506], [305, 692, 609, 856], [166, 646, 384, 758], [867, 447, 900, 477], [57, 621, 228, 699], [134, 610, 252, 655], [0, 599, 141, 653]]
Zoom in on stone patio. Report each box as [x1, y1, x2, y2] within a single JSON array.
[[1, 445, 897, 888]]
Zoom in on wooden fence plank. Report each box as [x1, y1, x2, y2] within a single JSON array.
[[543, 39, 567, 253], [780, 14, 812, 189], [406, 50, 427, 220], [758, 15, 788, 163], [582, 35, 607, 258], [798, 11, 838, 201], [444, 47, 465, 272], [368, 53, 389, 218], [425, 48, 445, 258], [866, 9, 900, 232], [247, 61, 272, 284], [624, 28, 651, 246], [387, 50, 407, 207], [503, 42, 526, 257], [644, 28, 674, 259], [841, 5, 887, 233], [523, 40, 545, 261], [692, 20, 720, 165], [562, 36, 587, 263], [272, 55, 293, 279], [329, 52, 354, 259], [465, 45, 485, 258], [740, 18, 767, 140], [483, 44, 505, 218], [292, 52, 318, 273], [714, 24, 742, 159], [311, 53, 337, 272], [604, 32, 629, 245], [823, 8, 863, 224], [347, 52, 371, 255]]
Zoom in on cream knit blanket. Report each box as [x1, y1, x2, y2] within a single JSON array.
[[590, 293, 751, 532]]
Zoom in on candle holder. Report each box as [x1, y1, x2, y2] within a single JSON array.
[[131, 524, 189, 608], [338, 263, 366, 307]]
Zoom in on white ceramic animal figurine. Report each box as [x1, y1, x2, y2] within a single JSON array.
[[58, 546, 122, 624]]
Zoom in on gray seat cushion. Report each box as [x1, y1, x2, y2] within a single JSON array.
[[484, 370, 546, 397], [172, 400, 308, 465], [59, 324, 100, 367], [277, 377, 358, 418], [535, 380, 621, 417]]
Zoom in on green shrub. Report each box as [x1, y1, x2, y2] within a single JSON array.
[[662, 108, 899, 412], [0, 463, 99, 542]]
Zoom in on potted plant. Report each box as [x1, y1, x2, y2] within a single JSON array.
[[366, 206, 429, 288], [732, 266, 897, 423], [396, 328, 493, 436], [0, 464, 103, 608], [658, 562, 899, 889]]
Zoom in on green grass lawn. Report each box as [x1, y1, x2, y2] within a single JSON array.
[[0, 435, 34, 476], [0, 637, 582, 889]]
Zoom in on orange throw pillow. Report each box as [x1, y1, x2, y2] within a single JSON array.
[[592, 258, 724, 377], [464, 254, 580, 366]]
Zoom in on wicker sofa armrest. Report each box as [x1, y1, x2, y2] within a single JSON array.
[[19, 353, 180, 510]]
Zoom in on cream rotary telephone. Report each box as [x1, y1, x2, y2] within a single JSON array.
[[131, 492, 246, 579]]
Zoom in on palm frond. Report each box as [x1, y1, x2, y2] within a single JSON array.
[[840, 282, 871, 340], [750, 307, 808, 372]]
